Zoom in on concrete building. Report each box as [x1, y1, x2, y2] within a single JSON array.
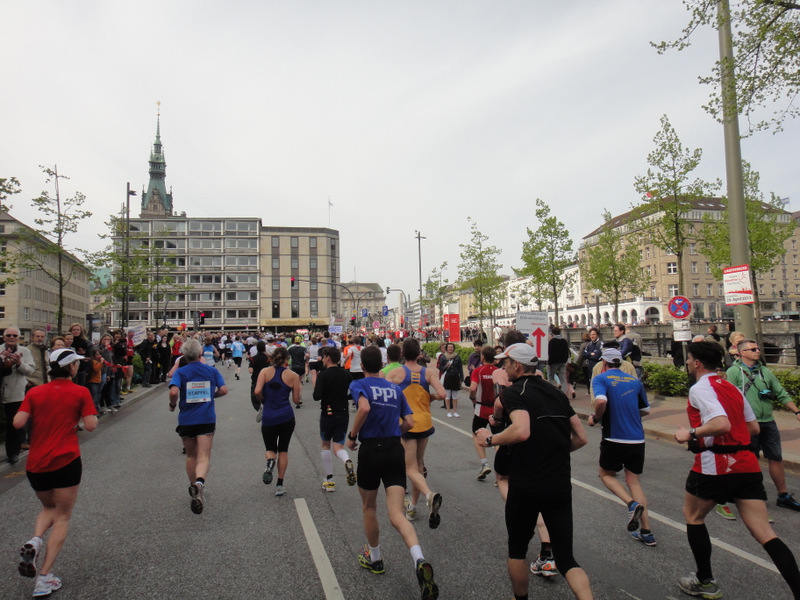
[[109, 115, 340, 332], [0, 211, 92, 339], [338, 281, 388, 329]]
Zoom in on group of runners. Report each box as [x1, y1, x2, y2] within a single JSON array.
[[13, 325, 800, 599]]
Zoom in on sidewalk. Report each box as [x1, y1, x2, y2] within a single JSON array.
[[571, 388, 800, 474]]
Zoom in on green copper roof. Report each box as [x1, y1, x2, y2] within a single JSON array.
[[142, 113, 173, 213]]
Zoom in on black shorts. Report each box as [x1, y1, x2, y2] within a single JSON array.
[[494, 445, 511, 477], [27, 457, 82, 492], [262, 418, 296, 453], [357, 437, 406, 491], [402, 427, 435, 440], [685, 470, 767, 504], [350, 371, 365, 380], [176, 423, 216, 438], [309, 361, 322, 372], [233, 356, 242, 367], [472, 415, 490, 433], [599, 440, 645, 475], [291, 367, 305, 377], [320, 413, 349, 443]]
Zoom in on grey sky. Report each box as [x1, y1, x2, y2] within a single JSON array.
[[2, 1, 797, 309]]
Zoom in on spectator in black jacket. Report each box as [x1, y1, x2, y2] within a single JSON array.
[[136, 331, 157, 388], [547, 326, 571, 391]]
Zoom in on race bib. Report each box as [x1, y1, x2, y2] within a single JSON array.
[[186, 380, 212, 404]]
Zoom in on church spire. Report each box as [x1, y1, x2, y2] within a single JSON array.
[[140, 101, 173, 217]]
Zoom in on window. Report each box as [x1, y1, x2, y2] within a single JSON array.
[[272, 301, 280, 318], [693, 284, 699, 296], [310, 300, 318, 317], [770, 270, 776, 279], [189, 220, 222, 234], [23, 307, 29, 320], [705, 262, 711, 274], [310, 280, 317, 291], [190, 274, 222, 284], [225, 256, 257, 267], [310, 257, 317, 270], [639, 250, 643, 259], [224, 238, 257, 249], [331, 259, 336, 272], [793, 239, 797, 250], [291, 237, 298, 248], [272, 258, 279, 269], [668, 284, 679, 296], [292, 301, 299, 318], [0, 284, 5, 296], [225, 274, 258, 284], [689, 243, 697, 255], [759, 284, 764, 294], [309, 237, 317, 248], [23, 285, 30, 299], [224, 220, 258, 235], [272, 278, 280, 291], [646, 247, 650, 259], [272, 236, 280, 248], [650, 286, 656, 297], [666, 262, 678, 274], [291, 257, 299, 270], [772, 284, 778, 295], [794, 255, 798, 265], [164, 257, 187, 267], [707, 284, 713, 296], [719, 283, 725, 296], [154, 221, 186, 233], [690, 262, 697, 274], [188, 292, 222, 302], [189, 256, 221, 267], [226, 291, 257, 301]]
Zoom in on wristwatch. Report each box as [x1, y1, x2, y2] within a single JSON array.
[[485, 435, 493, 447], [347, 431, 358, 441], [689, 427, 697, 440]]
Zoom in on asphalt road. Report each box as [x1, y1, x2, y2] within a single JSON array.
[[3, 367, 800, 599]]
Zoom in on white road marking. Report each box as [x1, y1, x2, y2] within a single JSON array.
[[294, 498, 346, 600], [434, 416, 780, 575]]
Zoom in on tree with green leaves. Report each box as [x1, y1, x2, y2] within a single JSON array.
[[457, 217, 504, 333], [581, 210, 648, 323], [632, 115, 720, 296], [655, 1, 800, 134], [697, 161, 795, 346], [423, 261, 449, 326], [1, 166, 91, 333], [518, 199, 575, 325], [91, 215, 190, 329], [0, 177, 21, 212]]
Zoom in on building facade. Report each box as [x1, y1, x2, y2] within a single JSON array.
[[0, 211, 92, 339], [109, 116, 340, 332]]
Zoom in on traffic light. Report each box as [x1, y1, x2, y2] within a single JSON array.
[[350, 317, 356, 326], [291, 277, 296, 289], [199, 311, 206, 325]]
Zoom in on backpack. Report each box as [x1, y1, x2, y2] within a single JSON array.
[[629, 340, 642, 363]]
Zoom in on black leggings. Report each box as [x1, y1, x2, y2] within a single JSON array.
[[261, 418, 296, 453], [506, 485, 581, 575]]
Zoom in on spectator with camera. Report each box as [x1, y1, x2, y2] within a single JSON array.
[[725, 338, 800, 513]]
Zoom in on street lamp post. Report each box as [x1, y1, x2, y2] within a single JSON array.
[[121, 182, 137, 328], [415, 230, 426, 327]]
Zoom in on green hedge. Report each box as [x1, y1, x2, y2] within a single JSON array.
[[641, 362, 689, 397], [422, 342, 472, 366]]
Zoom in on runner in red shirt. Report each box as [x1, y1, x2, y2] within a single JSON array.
[[674, 341, 800, 599], [469, 346, 497, 480], [13, 349, 98, 598]]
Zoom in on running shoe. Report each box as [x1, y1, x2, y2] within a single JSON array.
[[446, 413, 453, 418], [189, 481, 204, 514], [235, 373, 239, 380], [715, 504, 736, 520], [18, 536, 42, 578], [627, 500, 644, 532], [678, 573, 722, 598], [777, 493, 800, 511], [427, 492, 442, 529], [477, 464, 492, 481], [275, 484, 286, 496], [358, 545, 385, 574], [406, 506, 417, 521], [453, 412, 460, 418], [530, 556, 558, 577], [415, 559, 439, 600], [32, 573, 61, 598], [345, 459, 357, 486], [256, 405, 263, 423], [322, 480, 336, 492], [630, 529, 657, 546], [263, 458, 275, 485]]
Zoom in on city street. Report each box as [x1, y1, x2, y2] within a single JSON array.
[[3, 368, 800, 599]]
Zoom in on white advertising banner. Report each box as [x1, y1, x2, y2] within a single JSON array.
[[723, 264, 754, 306], [515, 311, 549, 362]]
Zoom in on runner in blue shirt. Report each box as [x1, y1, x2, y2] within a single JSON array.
[[589, 347, 654, 545], [346, 346, 439, 600], [169, 339, 228, 515], [231, 336, 246, 380]]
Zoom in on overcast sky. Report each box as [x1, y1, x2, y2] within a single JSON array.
[[2, 1, 797, 309]]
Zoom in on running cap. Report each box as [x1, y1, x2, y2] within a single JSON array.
[[266, 334, 274, 341], [50, 348, 82, 368], [601, 348, 622, 363], [494, 343, 538, 366]]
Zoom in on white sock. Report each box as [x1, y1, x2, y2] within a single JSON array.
[[480, 458, 488, 466], [336, 448, 350, 463], [321, 450, 333, 477], [369, 544, 381, 561], [410, 544, 424, 564]]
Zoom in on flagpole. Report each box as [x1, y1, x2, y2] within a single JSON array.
[[328, 196, 333, 228]]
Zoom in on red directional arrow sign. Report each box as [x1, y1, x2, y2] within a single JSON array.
[[514, 311, 550, 362], [530, 327, 547, 357]]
